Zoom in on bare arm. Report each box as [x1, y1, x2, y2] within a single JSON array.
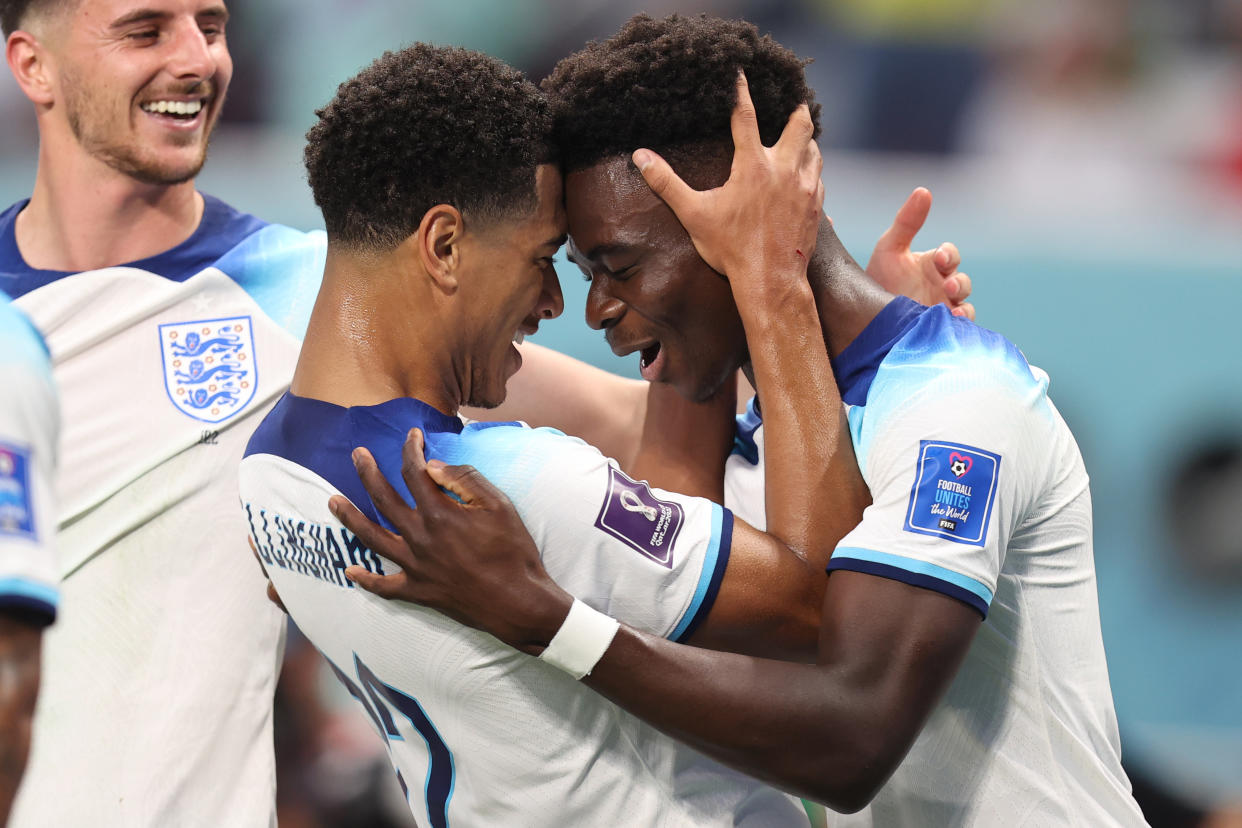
[[0, 615, 42, 823], [632, 72, 869, 557]]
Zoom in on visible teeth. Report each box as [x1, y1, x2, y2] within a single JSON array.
[[142, 100, 203, 115], [513, 331, 525, 345]]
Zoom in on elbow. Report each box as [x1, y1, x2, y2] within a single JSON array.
[[818, 775, 885, 815], [802, 768, 888, 815], [799, 737, 900, 814]]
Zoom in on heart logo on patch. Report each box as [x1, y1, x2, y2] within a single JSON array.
[[948, 452, 973, 478]]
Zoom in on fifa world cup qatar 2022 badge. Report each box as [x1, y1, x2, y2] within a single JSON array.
[[0, 441, 35, 540], [158, 316, 258, 424], [904, 440, 1001, 545], [595, 466, 684, 567]]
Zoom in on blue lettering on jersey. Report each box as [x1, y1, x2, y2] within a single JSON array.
[[158, 316, 258, 424], [245, 503, 383, 588], [594, 466, 683, 568], [904, 440, 1001, 546], [0, 441, 34, 540]]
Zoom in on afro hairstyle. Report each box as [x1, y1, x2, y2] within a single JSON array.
[[305, 43, 556, 251], [542, 13, 821, 181]]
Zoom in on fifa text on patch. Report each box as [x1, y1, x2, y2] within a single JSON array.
[[594, 467, 683, 567], [904, 440, 1001, 545]]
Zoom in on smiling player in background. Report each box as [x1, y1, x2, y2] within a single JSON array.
[[0, 1, 322, 823]]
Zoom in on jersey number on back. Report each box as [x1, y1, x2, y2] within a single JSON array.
[[328, 653, 456, 827]]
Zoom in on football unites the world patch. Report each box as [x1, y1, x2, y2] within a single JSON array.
[[158, 316, 258, 424], [594, 466, 683, 568], [0, 441, 35, 540], [905, 440, 1001, 545]]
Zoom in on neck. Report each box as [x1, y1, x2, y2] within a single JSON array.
[[17, 138, 203, 271], [290, 246, 461, 415], [741, 215, 891, 390]]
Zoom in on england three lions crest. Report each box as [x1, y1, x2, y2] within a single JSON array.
[[158, 316, 258, 424]]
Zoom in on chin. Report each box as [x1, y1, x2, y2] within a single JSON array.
[[464, 382, 507, 411], [104, 142, 210, 186]]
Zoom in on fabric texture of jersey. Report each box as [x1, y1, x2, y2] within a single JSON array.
[[0, 292, 58, 625], [240, 392, 806, 828], [2, 196, 326, 827], [724, 298, 1146, 826]]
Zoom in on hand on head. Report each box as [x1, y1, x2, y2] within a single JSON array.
[[632, 71, 825, 305]]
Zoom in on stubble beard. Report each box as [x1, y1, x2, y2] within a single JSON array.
[[62, 70, 218, 186]]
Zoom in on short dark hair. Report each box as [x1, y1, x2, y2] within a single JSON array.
[[542, 13, 820, 181], [304, 44, 555, 251], [1, 0, 68, 36]]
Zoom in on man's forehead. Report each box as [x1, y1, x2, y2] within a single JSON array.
[[565, 157, 670, 257], [68, 0, 226, 28]]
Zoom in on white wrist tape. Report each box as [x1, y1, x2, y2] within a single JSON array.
[[538, 599, 621, 680]]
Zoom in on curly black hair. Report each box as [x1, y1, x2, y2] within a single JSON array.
[[542, 14, 820, 180], [305, 44, 555, 251], [1, 0, 67, 36]]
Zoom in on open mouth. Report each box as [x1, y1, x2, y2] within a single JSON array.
[[639, 342, 661, 371]]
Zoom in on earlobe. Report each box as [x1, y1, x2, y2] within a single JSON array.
[[417, 205, 464, 294], [6, 32, 55, 107]]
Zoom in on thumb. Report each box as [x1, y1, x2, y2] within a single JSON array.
[[425, 461, 506, 509], [876, 187, 931, 253], [633, 148, 697, 218]]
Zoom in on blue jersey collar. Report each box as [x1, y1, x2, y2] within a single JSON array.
[[0, 194, 266, 298]]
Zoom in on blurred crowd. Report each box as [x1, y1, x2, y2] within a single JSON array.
[[4, 1, 1239, 825]]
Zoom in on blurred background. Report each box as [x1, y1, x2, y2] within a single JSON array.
[[4, 0, 1240, 825]]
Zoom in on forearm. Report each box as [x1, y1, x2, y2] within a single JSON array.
[[734, 263, 868, 563], [0, 619, 42, 823], [580, 622, 883, 810]]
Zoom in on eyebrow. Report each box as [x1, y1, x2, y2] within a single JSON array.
[[110, 4, 229, 29], [579, 242, 632, 261], [542, 233, 569, 250], [110, 8, 169, 28]]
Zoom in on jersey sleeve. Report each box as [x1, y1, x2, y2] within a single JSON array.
[[455, 424, 732, 643], [0, 310, 59, 625], [831, 363, 1051, 618]]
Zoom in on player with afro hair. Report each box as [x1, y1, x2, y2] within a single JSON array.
[[543, 13, 819, 186], [305, 43, 556, 251]]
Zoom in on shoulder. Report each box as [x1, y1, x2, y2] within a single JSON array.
[[454, 421, 606, 472], [862, 309, 1051, 433], [200, 196, 327, 339]]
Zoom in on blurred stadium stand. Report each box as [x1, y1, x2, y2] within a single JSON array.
[[2, 0, 1239, 824]]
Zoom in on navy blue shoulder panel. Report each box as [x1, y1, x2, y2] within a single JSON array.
[[0, 195, 267, 298], [245, 393, 463, 531], [832, 296, 930, 406]]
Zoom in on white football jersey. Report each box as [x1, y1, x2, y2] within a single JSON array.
[[1, 196, 326, 827], [725, 299, 1147, 826], [0, 292, 58, 624], [241, 393, 808, 827]]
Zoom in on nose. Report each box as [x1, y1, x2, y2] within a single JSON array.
[[537, 266, 565, 321], [585, 277, 624, 331], [168, 20, 217, 81]]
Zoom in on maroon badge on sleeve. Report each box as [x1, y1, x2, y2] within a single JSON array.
[[594, 466, 684, 568]]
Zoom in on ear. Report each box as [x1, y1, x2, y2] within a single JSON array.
[[7, 30, 56, 107], [415, 204, 464, 294]]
